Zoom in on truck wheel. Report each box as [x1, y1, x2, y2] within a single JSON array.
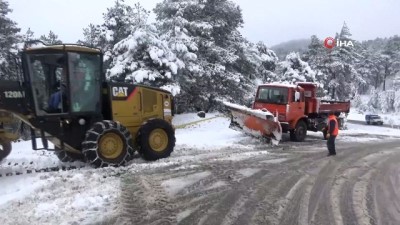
[[0, 141, 12, 161], [367, 121, 370, 125], [289, 131, 296, 141], [54, 147, 84, 163], [137, 119, 175, 161], [290, 121, 307, 142], [82, 121, 135, 168]]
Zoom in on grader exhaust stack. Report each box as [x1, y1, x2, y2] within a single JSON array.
[[224, 102, 282, 145]]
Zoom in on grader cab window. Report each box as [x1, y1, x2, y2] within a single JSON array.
[[68, 53, 101, 113], [27, 52, 101, 115], [28, 54, 66, 115]]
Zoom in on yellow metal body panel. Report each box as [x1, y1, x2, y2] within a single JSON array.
[[110, 86, 174, 139]]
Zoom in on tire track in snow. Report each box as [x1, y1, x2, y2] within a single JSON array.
[[372, 152, 400, 225]]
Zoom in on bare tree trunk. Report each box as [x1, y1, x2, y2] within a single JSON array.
[[383, 63, 388, 91], [331, 72, 336, 100]]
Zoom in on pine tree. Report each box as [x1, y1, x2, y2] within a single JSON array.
[[77, 24, 103, 48], [277, 52, 316, 84], [154, 0, 199, 96], [100, 0, 137, 67], [155, 0, 266, 111], [381, 36, 400, 91], [0, 0, 21, 80], [303, 35, 327, 86], [379, 91, 389, 113], [352, 93, 362, 108], [256, 42, 279, 73], [244, 41, 278, 83], [40, 30, 62, 45], [326, 22, 361, 100], [356, 46, 383, 93], [394, 90, 400, 113], [102, 0, 134, 45], [107, 2, 183, 93], [22, 28, 35, 42], [368, 88, 379, 109]]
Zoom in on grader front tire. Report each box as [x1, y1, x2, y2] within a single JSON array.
[[82, 121, 135, 168]]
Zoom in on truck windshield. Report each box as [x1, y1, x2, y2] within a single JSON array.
[[256, 87, 288, 104]]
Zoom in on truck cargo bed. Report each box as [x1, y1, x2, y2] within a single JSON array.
[[318, 100, 350, 113]]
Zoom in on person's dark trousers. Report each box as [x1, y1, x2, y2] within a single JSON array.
[[327, 135, 337, 155]]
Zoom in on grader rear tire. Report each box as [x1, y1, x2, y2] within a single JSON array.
[[137, 119, 175, 161], [82, 121, 135, 168], [0, 141, 12, 161]]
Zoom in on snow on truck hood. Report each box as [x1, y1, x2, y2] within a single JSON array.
[[259, 82, 298, 88]]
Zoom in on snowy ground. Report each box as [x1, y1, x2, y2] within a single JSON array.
[[1, 113, 400, 224]]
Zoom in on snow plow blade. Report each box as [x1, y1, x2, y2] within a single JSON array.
[[223, 102, 282, 145]]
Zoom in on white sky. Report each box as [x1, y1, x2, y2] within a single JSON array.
[[8, 0, 400, 46]]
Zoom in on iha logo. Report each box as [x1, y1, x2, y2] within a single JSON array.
[[324, 37, 354, 49]]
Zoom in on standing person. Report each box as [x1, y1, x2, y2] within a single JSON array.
[[326, 112, 339, 156], [48, 67, 68, 112]]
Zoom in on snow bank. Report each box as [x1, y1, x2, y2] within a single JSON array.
[[160, 83, 181, 96], [172, 112, 219, 127], [342, 123, 400, 137], [0, 170, 119, 225], [348, 108, 400, 127], [175, 116, 251, 149]]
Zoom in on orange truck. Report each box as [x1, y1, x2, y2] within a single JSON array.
[[225, 82, 350, 143]]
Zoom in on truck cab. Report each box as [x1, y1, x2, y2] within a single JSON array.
[[253, 83, 305, 131], [252, 82, 350, 141]]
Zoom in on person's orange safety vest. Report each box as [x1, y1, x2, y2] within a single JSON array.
[[328, 115, 339, 136]]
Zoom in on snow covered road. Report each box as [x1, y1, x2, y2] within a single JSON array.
[[1, 114, 400, 224], [93, 139, 400, 225]]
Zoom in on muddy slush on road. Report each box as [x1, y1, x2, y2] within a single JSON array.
[[100, 134, 400, 225]]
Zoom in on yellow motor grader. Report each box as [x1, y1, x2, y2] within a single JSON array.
[[0, 41, 176, 167]]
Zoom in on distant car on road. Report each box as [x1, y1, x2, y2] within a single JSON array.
[[365, 114, 384, 125]]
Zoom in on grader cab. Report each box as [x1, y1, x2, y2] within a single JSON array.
[[0, 42, 176, 167]]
